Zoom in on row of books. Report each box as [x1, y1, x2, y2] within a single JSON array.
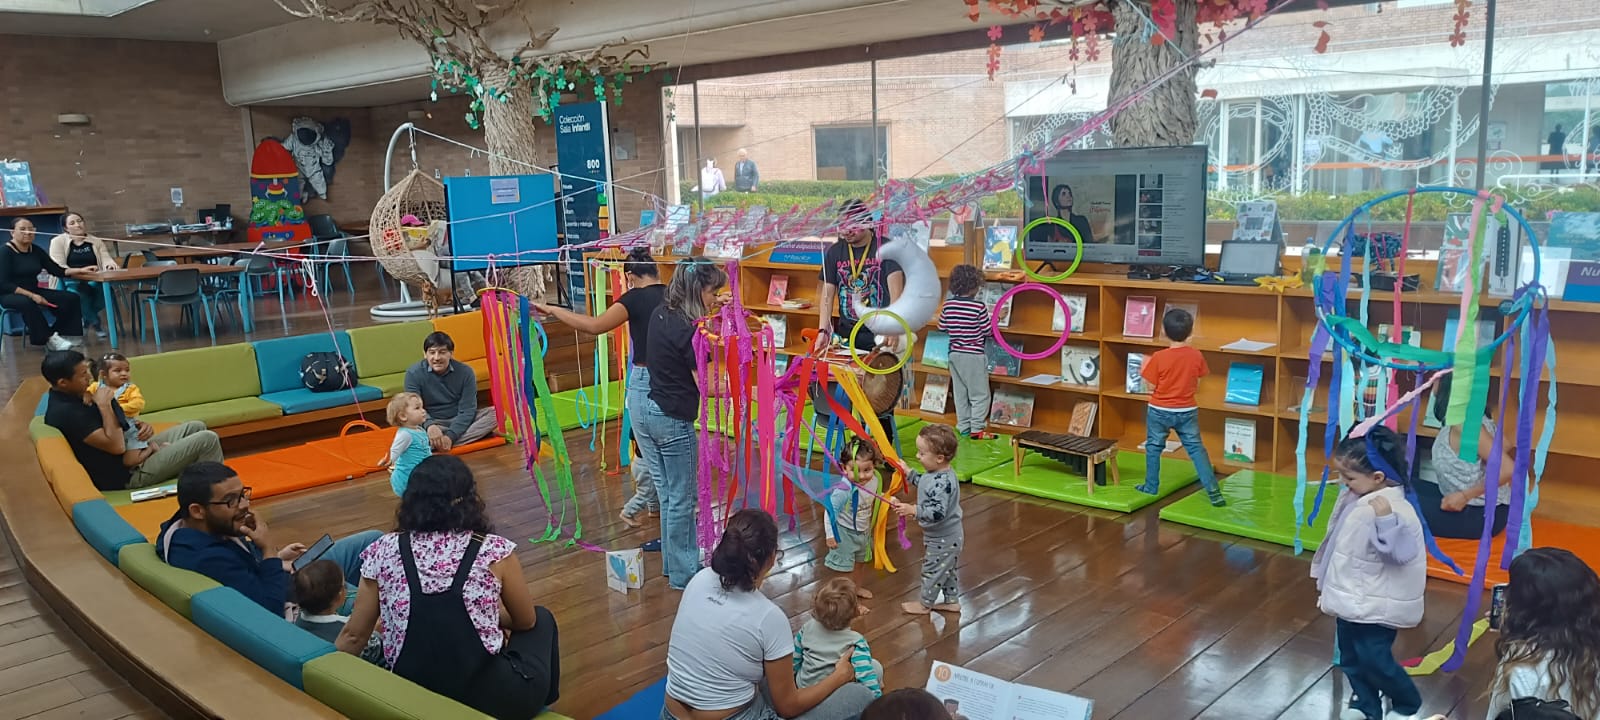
[[917, 378, 1038, 428]]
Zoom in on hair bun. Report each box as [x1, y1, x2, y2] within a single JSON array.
[[626, 246, 653, 262]]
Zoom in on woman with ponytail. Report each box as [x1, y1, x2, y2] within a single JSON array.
[[1313, 426, 1429, 720], [639, 258, 727, 590], [535, 248, 666, 532], [664, 509, 874, 720]]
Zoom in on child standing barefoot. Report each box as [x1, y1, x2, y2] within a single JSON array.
[[1136, 307, 1225, 506], [825, 439, 882, 606], [382, 393, 433, 497], [1315, 426, 1427, 720], [891, 424, 963, 616], [793, 578, 883, 697], [938, 264, 992, 440]]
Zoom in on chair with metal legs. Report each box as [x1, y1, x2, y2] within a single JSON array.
[[141, 268, 216, 352]]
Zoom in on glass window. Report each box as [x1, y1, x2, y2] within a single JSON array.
[[814, 125, 886, 181]]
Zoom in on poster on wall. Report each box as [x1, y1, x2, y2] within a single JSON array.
[[555, 101, 614, 305], [0, 161, 39, 207], [247, 139, 311, 244]]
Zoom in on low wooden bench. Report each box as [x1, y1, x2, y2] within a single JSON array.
[[1013, 430, 1121, 494]]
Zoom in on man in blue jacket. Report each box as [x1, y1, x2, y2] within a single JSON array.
[[157, 461, 379, 614]]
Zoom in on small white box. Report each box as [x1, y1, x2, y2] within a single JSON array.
[[606, 549, 643, 593]]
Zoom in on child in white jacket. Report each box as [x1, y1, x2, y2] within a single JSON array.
[[1312, 426, 1428, 720]]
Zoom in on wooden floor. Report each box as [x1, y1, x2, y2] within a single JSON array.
[[0, 276, 1503, 719]]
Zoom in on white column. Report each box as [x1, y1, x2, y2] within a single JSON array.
[[1253, 98, 1264, 194], [1218, 100, 1230, 191]]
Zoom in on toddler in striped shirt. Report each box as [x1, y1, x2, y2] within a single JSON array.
[[793, 578, 883, 697], [938, 264, 992, 439]]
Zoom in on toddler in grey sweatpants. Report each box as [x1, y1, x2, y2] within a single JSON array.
[[891, 424, 964, 616]]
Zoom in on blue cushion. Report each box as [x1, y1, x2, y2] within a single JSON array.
[[251, 332, 360, 395], [34, 393, 46, 416], [260, 385, 383, 414], [71, 499, 147, 566], [190, 587, 334, 688]]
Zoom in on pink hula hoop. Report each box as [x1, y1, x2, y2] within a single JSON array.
[[990, 282, 1073, 360]]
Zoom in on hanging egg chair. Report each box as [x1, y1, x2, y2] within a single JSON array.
[[369, 168, 474, 306]]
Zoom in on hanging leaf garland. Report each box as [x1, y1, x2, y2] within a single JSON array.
[[426, 35, 654, 128]]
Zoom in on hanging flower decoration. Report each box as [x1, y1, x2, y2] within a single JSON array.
[[429, 38, 654, 128], [1449, 0, 1472, 47]]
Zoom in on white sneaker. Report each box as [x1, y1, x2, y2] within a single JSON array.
[[45, 333, 72, 351], [1383, 712, 1419, 720], [1340, 709, 1370, 720]]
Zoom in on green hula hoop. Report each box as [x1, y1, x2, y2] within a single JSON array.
[[1017, 216, 1084, 282], [848, 310, 914, 375]]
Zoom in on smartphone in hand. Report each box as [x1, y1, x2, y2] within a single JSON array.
[[1489, 583, 1508, 630]]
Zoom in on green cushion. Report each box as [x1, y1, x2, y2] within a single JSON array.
[[117, 543, 221, 618], [29, 416, 61, 441], [893, 424, 1009, 480], [548, 383, 624, 431], [140, 397, 282, 428], [364, 372, 407, 397], [301, 652, 494, 720], [971, 451, 1199, 512], [130, 344, 263, 414], [348, 322, 434, 379], [1160, 470, 1335, 550]]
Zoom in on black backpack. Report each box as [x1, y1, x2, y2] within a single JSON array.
[[1497, 698, 1583, 720], [300, 352, 358, 393]]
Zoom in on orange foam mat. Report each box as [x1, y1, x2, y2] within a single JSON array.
[[237, 428, 505, 500], [1427, 518, 1600, 587]]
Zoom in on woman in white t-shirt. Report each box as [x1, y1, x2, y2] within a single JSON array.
[[663, 509, 874, 720], [1488, 547, 1600, 720], [1419, 376, 1517, 539]]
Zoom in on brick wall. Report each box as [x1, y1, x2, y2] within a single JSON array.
[[0, 35, 249, 233], [247, 106, 383, 227]]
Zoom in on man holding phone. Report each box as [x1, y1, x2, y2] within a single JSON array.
[[157, 461, 379, 614]]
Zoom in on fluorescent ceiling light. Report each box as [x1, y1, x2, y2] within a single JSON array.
[[0, 0, 162, 17]]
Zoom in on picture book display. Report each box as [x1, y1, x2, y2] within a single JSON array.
[[983, 225, 1018, 270], [920, 375, 951, 414], [1052, 293, 1088, 333], [977, 283, 1014, 327], [922, 331, 952, 369], [1224, 362, 1265, 406], [1059, 345, 1101, 388], [1123, 296, 1157, 338], [1435, 213, 1482, 293], [925, 661, 1092, 720], [1285, 375, 1323, 414], [763, 315, 788, 349], [1163, 300, 1200, 337], [1223, 418, 1257, 464], [1068, 402, 1098, 436], [898, 368, 917, 410], [0, 161, 39, 207], [986, 341, 1021, 377], [989, 388, 1036, 428], [766, 274, 789, 305], [1126, 352, 1150, 394]]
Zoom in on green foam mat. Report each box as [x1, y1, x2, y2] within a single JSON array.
[[548, 383, 624, 431], [893, 424, 1012, 481], [1160, 470, 1335, 550], [971, 451, 1198, 512]]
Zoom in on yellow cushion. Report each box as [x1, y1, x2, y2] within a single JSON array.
[[35, 437, 101, 513], [431, 311, 486, 363]]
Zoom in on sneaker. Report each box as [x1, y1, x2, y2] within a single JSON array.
[[969, 432, 995, 441], [94, 328, 108, 339], [640, 538, 662, 552], [45, 333, 73, 352], [1135, 482, 1159, 495], [1339, 709, 1370, 720], [1207, 489, 1227, 507], [1383, 712, 1419, 720]]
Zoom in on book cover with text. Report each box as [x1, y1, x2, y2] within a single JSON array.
[[1123, 296, 1157, 338], [766, 274, 789, 305]]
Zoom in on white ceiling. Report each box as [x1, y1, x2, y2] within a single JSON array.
[[0, 0, 293, 41]]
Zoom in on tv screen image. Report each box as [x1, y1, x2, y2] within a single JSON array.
[[1023, 145, 1208, 268]]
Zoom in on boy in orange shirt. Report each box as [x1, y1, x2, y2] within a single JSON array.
[[1136, 308, 1225, 506]]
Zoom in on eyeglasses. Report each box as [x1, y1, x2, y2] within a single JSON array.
[[209, 487, 253, 508]]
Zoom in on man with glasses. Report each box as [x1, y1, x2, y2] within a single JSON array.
[[158, 462, 379, 614]]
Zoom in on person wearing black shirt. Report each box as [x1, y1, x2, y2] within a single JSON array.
[[535, 248, 667, 533], [41, 350, 223, 490], [1, 218, 86, 349], [639, 258, 727, 590], [813, 199, 904, 353], [1027, 183, 1096, 247]]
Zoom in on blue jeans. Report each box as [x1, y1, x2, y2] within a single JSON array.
[[65, 280, 105, 330], [1336, 619, 1421, 718], [633, 397, 701, 589], [1144, 407, 1219, 493], [623, 366, 660, 517]]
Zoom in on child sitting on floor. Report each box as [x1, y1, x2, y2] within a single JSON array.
[[383, 392, 433, 497], [1135, 307, 1225, 506], [793, 578, 882, 698], [823, 438, 882, 606], [90, 352, 148, 461], [890, 424, 964, 616], [292, 560, 384, 665]]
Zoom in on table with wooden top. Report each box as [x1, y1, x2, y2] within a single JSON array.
[[80, 263, 252, 349]]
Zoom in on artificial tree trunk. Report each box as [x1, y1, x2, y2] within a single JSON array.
[[477, 65, 552, 300], [1108, 0, 1201, 148]]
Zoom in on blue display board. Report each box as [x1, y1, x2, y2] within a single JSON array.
[[443, 174, 559, 271], [555, 102, 613, 304]]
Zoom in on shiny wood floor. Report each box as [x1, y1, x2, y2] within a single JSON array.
[[258, 434, 1500, 720]]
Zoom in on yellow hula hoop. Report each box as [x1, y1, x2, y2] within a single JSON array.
[[1017, 216, 1085, 283], [848, 310, 914, 375]]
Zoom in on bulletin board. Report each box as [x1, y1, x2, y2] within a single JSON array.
[[443, 174, 560, 271]]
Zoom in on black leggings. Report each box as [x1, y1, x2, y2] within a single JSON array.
[[1415, 480, 1509, 540], [466, 606, 561, 720], [1, 288, 82, 345]]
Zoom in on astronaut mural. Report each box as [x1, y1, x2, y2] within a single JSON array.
[[281, 116, 351, 200]]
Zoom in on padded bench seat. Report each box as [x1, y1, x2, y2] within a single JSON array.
[[261, 385, 384, 415], [141, 396, 283, 427]]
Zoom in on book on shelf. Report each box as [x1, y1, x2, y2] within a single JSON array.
[[763, 315, 787, 348], [920, 375, 951, 414], [986, 341, 1021, 377], [775, 354, 791, 377], [898, 368, 918, 410], [1052, 293, 1088, 333], [1435, 213, 1482, 294], [1284, 376, 1324, 414], [1138, 438, 1182, 453], [1059, 345, 1101, 388], [1126, 352, 1150, 394], [1375, 323, 1421, 349], [1440, 312, 1497, 353], [1123, 296, 1157, 338], [922, 331, 952, 369], [925, 661, 1092, 720], [983, 225, 1018, 270], [1224, 362, 1265, 406], [889, 221, 933, 252], [978, 282, 1014, 327], [1067, 402, 1098, 436], [1223, 418, 1257, 464], [766, 274, 789, 305], [1163, 300, 1200, 337], [1423, 385, 1445, 429], [1565, 261, 1600, 303], [989, 388, 1036, 428], [640, 209, 656, 227]]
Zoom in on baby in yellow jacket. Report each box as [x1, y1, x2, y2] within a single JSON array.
[[89, 353, 147, 461]]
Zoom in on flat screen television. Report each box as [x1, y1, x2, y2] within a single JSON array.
[[1022, 145, 1208, 268]]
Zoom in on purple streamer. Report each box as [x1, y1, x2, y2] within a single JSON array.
[[1503, 293, 1545, 565]]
